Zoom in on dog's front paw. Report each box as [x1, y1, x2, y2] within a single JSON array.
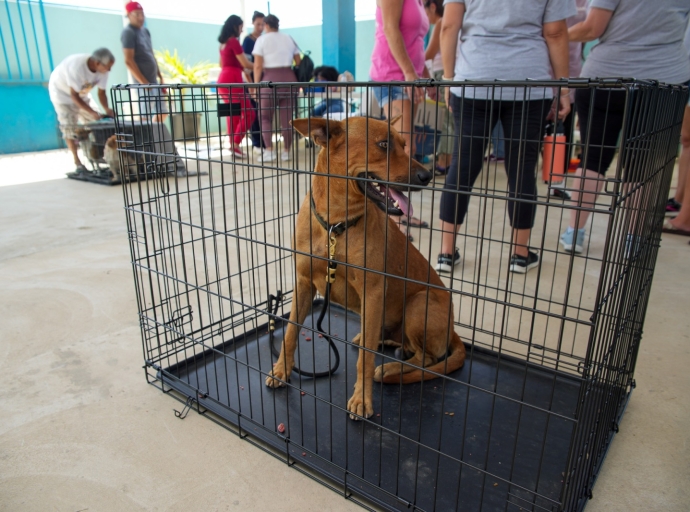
[[265, 364, 290, 388], [374, 362, 403, 382], [347, 392, 374, 420]]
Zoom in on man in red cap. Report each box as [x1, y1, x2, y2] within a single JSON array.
[[121, 1, 168, 121]]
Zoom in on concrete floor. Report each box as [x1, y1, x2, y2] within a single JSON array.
[[0, 149, 688, 511]]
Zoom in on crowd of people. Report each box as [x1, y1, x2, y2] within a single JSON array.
[[48, 0, 690, 273], [371, 0, 690, 273]]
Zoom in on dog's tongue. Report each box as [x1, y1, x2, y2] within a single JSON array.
[[388, 188, 412, 218]]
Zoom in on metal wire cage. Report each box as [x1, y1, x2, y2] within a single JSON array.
[[112, 79, 687, 512]]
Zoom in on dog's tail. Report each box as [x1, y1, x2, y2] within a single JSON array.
[[381, 331, 466, 384]]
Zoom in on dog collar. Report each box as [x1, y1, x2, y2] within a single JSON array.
[[310, 193, 363, 236]]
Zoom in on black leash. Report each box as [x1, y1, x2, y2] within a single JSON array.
[[268, 224, 344, 378]]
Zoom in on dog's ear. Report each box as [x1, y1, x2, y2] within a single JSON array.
[[291, 118, 344, 147], [389, 114, 403, 126]]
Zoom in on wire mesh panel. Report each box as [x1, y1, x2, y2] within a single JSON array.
[[113, 79, 687, 512]]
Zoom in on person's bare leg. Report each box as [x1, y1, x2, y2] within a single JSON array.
[[669, 159, 690, 230], [674, 105, 690, 204], [387, 98, 426, 229], [512, 228, 530, 258], [66, 138, 83, 167], [388, 98, 415, 156], [568, 168, 605, 229], [438, 153, 452, 168]]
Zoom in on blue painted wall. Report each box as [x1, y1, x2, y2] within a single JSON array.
[[0, 83, 59, 152], [322, 0, 356, 78], [0, 3, 376, 154], [0, 0, 53, 81]]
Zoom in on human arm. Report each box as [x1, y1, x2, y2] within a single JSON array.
[[252, 54, 264, 98], [293, 53, 301, 67], [238, 53, 253, 80], [229, 38, 253, 73], [440, 1, 465, 109], [420, 63, 437, 100], [253, 55, 264, 84], [123, 48, 150, 85], [543, 19, 571, 119], [97, 88, 115, 117], [70, 88, 100, 119], [568, 7, 613, 42], [237, 52, 252, 70], [424, 20, 442, 62]]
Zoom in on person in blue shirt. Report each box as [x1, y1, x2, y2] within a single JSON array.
[[310, 66, 347, 117]]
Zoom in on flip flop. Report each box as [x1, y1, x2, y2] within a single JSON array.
[[661, 221, 690, 237], [400, 217, 429, 229]]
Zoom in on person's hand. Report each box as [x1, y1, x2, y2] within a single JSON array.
[[158, 80, 167, 95], [444, 86, 451, 113], [426, 86, 438, 101], [404, 71, 425, 105], [548, 90, 571, 121], [85, 109, 101, 121], [558, 93, 571, 119], [104, 107, 115, 118]]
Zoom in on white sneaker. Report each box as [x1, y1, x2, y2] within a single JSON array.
[[252, 146, 264, 156], [261, 149, 277, 161], [560, 227, 586, 254], [281, 151, 290, 162]]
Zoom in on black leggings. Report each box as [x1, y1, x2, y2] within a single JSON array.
[[440, 95, 550, 230], [575, 88, 628, 176]]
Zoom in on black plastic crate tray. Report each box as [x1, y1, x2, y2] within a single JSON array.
[[160, 301, 586, 512]]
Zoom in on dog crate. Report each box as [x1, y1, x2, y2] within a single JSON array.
[[67, 96, 191, 185], [113, 80, 687, 512]]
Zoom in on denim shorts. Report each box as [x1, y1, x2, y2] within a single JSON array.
[[372, 85, 409, 107]]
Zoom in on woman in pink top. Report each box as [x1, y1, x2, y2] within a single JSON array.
[[217, 15, 255, 159], [370, 0, 432, 229]]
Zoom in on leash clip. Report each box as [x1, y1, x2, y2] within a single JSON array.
[[326, 225, 339, 283]]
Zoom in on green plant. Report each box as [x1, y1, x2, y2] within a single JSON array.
[[154, 49, 215, 85]]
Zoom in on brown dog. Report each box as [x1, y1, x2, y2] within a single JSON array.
[[265, 117, 465, 420], [104, 134, 139, 180]]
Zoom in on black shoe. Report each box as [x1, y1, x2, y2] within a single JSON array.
[[665, 197, 681, 217], [509, 250, 539, 274], [435, 248, 461, 273]]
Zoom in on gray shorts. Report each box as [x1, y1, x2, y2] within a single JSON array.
[[137, 87, 169, 116], [53, 99, 99, 139]]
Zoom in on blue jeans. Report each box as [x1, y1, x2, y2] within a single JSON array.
[[311, 98, 347, 117], [372, 85, 408, 108]]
